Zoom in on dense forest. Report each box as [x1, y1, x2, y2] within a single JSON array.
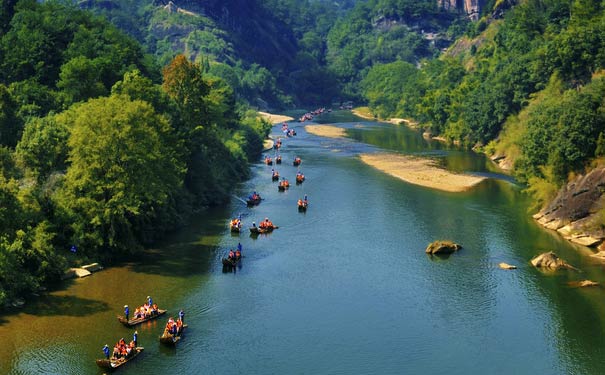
[[0, 0, 271, 307], [82, 0, 467, 107]]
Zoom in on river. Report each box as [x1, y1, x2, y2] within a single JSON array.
[[2, 111, 605, 374]]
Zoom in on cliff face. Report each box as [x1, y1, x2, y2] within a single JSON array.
[[533, 168, 605, 248], [438, 0, 481, 20]]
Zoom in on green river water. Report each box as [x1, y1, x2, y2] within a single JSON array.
[[1, 111, 605, 374]]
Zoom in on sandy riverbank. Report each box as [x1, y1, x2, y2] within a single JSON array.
[[351, 108, 375, 120], [305, 124, 347, 138], [258, 111, 294, 124], [359, 153, 486, 193]]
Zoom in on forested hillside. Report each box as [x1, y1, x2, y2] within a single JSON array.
[[0, 0, 270, 307], [80, 0, 355, 107], [359, 0, 605, 213], [82, 0, 469, 107]]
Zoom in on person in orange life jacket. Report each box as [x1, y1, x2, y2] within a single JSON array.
[[229, 250, 234, 259], [124, 305, 129, 320], [235, 244, 241, 258], [102, 344, 110, 359]]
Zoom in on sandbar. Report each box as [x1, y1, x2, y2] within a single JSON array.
[[305, 125, 347, 138], [359, 153, 486, 192], [258, 111, 294, 124], [351, 109, 375, 120]]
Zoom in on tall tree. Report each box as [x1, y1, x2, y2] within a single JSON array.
[[55, 95, 184, 254]]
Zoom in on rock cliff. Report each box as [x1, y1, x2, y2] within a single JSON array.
[[533, 168, 605, 249], [438, 0, 481, 20]]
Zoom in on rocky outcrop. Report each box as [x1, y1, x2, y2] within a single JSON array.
[[498, 262, 517, 270], [426, 240, 462, 255], [490, 154, 513, 171], [530, 252, 576, 270], [61, 263, 104, 280], [533, 168, 605, 249], [438, 0, 481, 20]]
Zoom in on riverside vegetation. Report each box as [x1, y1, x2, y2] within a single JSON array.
[[3, 0, 605, 307], [0, 0, 270, 307]]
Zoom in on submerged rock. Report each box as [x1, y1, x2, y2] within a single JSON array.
[[579, 280, 599, 287], [568, 280, 599, 288], [498, 262, 517, 270], [590, 251, 605, 260], [82, 263, 103, 273], [425, 241, 461, 255], [530, 252, 576, 270]]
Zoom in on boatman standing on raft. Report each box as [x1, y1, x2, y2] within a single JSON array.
[[124, 304, 129, 320], [133, 330, 138, 347], [103, 344, 110, 359], [179, 309, 185, 323], [147, 296, 152, 306]]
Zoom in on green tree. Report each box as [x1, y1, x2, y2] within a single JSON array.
[[0, 84, 23, 147], [15, 115, 69, 181], [55, 95, 185, 255]]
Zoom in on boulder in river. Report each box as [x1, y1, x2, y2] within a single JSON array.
[[425, 241, 461, 255], [530, 252, 576, 270], [498, 262, 517, 270], [568, 280, 599, 288]]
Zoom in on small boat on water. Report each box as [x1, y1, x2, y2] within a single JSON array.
[[96, 347, 144, 370], [117, 310, 167, 327], [296, 174, 305, 184], [222, 244, 243, 271], [265, 157, 273, 165], [246, 195, 262, 206], [298, 201, 308, 212], [293, 157, 301, 166], [230, 217, 242, 232], [278, 179, 290, 191], [160, 324, 188, 346], [276, 155, 282, 164], [249, 225, 277, 235], [222, 254, 242, 268]]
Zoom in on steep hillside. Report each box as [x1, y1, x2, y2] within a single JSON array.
[[325, 0, 470, 99], [80, 0, 351, 107]]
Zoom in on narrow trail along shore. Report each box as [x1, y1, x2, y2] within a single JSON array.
[[359, 153, 486, 193]]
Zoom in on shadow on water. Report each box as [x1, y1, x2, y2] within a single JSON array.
[[20, 294, 110, 317], [128, 210, 229, 277], [426, 252, 457, 261]]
